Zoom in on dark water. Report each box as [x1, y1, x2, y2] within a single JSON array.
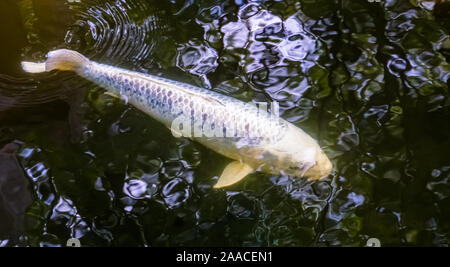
[[0, 0, 449, 246]]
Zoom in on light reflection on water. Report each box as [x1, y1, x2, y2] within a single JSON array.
[[0, 0, 449, 246]]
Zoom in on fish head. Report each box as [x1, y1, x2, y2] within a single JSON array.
[[260, 123, 332, 180]]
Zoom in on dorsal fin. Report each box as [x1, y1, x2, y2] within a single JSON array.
[[121, 72, 225, 106]]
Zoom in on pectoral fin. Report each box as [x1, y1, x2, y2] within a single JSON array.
[[213, 161, 254, 188]]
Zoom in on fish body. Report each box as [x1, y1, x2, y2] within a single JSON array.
[[22, 49, 332, 187]]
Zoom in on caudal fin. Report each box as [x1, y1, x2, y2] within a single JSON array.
[[21, 49, 90, 74]]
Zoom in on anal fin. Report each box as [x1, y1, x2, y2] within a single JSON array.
[[213, 161, 254, 188]]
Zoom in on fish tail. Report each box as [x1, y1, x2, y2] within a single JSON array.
[[21, 49, 90, 74]]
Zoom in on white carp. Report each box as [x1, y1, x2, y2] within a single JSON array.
[[21, 49, 332, 188]]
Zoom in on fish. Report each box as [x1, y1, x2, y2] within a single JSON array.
[[21, 49, 332, 188]]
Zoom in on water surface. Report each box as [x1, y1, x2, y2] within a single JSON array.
[[0, 0, 449, 246]]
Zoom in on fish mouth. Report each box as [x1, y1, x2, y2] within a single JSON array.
[[304, 150, 333, 180]]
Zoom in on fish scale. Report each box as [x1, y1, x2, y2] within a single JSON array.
[[82, 62, 287, 144]]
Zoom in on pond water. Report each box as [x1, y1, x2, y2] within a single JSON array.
[[0, 0, 449, 246]]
